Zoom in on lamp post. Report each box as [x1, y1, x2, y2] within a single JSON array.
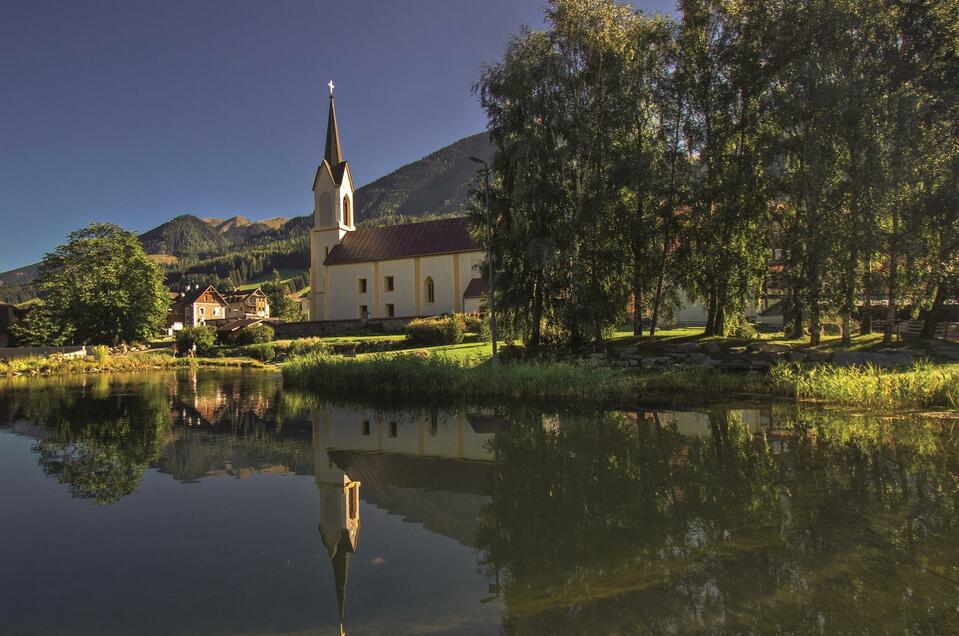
[[469, 156, 497, 358]]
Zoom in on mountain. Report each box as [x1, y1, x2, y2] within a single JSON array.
[[0, 132, 491, 304]]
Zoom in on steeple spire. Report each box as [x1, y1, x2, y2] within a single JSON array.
[[324, 80, 343, 165]]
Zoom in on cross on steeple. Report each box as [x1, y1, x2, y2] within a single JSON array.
[[328, 80, 335, 96], [324, 81, 343, 165]]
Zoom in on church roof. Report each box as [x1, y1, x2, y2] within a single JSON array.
[[324, 217, 480, 265], [462, 277, 489, 300], [325, 94, 343, 165]]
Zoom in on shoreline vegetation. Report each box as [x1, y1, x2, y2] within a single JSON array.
[[4, 327, 959, 412], [281, 350, 959, 412]]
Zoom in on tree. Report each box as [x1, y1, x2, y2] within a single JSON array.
[[262, 270, 302, 320], [22, 223, 169, 345]]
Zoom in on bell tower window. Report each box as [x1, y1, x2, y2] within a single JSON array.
[[342, 195, 351, 227]]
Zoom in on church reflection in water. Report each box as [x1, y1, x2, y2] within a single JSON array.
[[311, 405, 499, 634]]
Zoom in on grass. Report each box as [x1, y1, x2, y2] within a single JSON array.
[[282, 345, 959, 411], [0, 351, 268, 376], [234, 269, 305, 291]]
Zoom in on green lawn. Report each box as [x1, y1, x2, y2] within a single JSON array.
[[235, 269, 305, 291]]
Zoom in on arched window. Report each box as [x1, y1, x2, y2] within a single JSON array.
[[342, 195, 351, 227], [425, 276, 435, 304]]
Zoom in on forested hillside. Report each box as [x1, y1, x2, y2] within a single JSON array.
[[0, 132, 490, 303]]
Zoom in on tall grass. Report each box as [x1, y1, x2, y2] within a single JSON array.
[[282, 352, 767, 406], [0, 352, 267, 376], [283, 352, 959, 410], [769, 361, 959, 410]]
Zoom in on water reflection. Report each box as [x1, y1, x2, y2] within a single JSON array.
[[1, 371, 957, 634]]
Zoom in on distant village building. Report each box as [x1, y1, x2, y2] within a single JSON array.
[[308, 83, 488, 321], [223, 288, 270, 320]]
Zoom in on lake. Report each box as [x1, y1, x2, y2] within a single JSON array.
[[1, 369, 957, 635]]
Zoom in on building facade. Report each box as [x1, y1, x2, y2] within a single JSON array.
[[308, 85, 487, 321]]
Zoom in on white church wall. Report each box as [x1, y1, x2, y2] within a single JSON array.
[[418, 254, 458, 314], [326, 262, 376, 320], [377, 258, 417, 317]]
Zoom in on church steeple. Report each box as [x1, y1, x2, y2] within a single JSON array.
[[324, 80, 343, 165]]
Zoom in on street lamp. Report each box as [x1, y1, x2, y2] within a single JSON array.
[[469, 156, 497, 358]]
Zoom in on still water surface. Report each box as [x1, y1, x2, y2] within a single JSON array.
[[1, 370, 957, 635]]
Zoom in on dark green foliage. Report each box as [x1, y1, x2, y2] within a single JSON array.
[[23, 224, 169, 345], [404, 316, 465, 345], [235, 323, 274, 345], [238, 342, 275, 362], [176, 325, 217, 355], [261, 270, 302, 320]]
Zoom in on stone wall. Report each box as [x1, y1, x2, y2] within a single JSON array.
[[0, 346, 87, 361], [273, 317, 416, 340]]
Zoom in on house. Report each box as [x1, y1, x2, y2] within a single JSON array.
[[223, 288, 270, 320], [0, 303, 24, 348], [308, 84, 488, 321], [180, 285, 228, 326]]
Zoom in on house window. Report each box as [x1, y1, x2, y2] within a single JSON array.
[[362, 420, 370, 436], [425, 276, 435, 304], [389, 421, 398, 437], [359, 305, 368, 319], [385, 276, 394, 291], [386, 303, 395, 317], [358, 278, 367, 294], [213, 307, 219, 317], [199, 307, 205, 316]]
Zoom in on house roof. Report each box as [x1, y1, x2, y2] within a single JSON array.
[[462, 277, 489, 299], [217, 318, 264, 333], [182, 285, 227, 306], [324, 217, 479, 265], [223, 288, 264, 304]]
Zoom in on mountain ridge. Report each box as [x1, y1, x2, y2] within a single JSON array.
[[0, 132, 490, 304]]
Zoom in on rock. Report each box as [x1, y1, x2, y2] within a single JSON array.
[[831, 351, 914, 368], [667, 342, 701, 353], [747, 342, 791, 354], [700, 342, 721, 354], [785, 351, 807, 363], [804, 350, 831, 362], [728, 346, 747, 354]]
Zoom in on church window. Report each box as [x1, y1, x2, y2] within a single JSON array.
[[386, 303, 395, 317], [361, 420, 370, 436], [342, 195, 351, 226], [324, 246, 329, 258], [359, 305, 368, 319], [385, 276, 394, 291], [358, 278, 367, 294], [425, 277, 435, 304], [430, 412, 438, 436], [389, 421, 398, 437]]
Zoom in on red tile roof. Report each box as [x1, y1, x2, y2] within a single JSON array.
[[324, 217, 480, 265]]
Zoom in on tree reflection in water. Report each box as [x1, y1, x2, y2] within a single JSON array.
[[477, 406, 959, 633]]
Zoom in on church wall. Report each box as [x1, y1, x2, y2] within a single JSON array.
[[376, 258, 417, 317], [418, 254, 459, 315], [326, 261, 377, 320]]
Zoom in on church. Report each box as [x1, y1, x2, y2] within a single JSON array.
[[308, 83, 488, 322]]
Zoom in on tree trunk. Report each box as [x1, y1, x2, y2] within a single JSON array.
[[529, 269, 544, 347], [809, 301, 821, 345], [714, 304, 725, 337], [633, 273, 644, 337], [861, 261, 873, 335], [705, 291, 717, 337], [884, 209, 898, 345], [920, 282, 946, 340], [841, 312, 851, 345]]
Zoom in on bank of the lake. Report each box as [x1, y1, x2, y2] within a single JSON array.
[[0, 352, 268, 376], [282, 351, 959, 411]]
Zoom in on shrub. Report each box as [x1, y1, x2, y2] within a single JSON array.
[[176, 325, 217, 355], [238, 343, 275, 362], [287, 337, 332, 357], [478, 314, 492, 343], [405, 316, 464, 345], [236, 322, 274, 345], [90, 345, 111, 363], [461, 313, 483, 333], [729, 322, 758, 339]]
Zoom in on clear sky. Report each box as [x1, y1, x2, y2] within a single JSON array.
[[0, 0, 675, 272]]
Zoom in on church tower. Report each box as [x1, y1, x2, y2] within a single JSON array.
[[310, 81, 355, 321]]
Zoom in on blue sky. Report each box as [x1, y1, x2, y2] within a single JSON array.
[[0, 0, 674, 271]]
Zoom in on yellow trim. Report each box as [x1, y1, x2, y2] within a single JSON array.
[[414, 257, 421, 315]]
